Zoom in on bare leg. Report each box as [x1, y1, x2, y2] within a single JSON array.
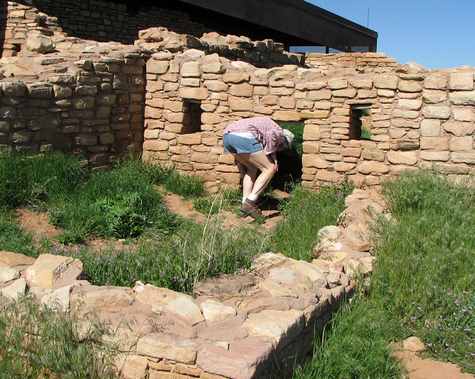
[[246, 151, 276, 200], [242, 166, 258, 201]]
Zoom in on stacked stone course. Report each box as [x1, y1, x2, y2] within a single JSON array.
[[305, 52, 399, 74], [142, 46, 475, 190], [0, 189, 385, 379], [0, 44, 145, 165]]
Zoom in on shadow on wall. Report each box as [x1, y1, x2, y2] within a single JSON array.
[[0, 0, 6, 58]]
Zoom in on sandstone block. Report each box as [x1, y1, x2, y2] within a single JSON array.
[[147, 60, 169, 75], [450, 89, 475, 106], [387, 151, 418, 165], [316, 170, 343, 183], [223, 72, 250, 84], [362, 148, 385, 162], [272, 111, 302, 121], [181, 61, 201, 78], [40, 285, 72, 312], [421, 137, 449, 150], [302, 155, 328, 168], [229, 97, 253, 112], [296, 81, 326, 90], [422, 105, 451, 119], [1, 278, 26, 301], [449, 72, 474, 90], [423, 90, 447, 104], [26, 32, 55, 54], [420, 119, 441, 137], [328, 78, 348, 90], [392, 109, 419, 119], [333, 88, 357, 98], [0, 251, 35, 268], [449, 136, 473, 151], [398, 80, 422, 92], [120, 355, 148, 379], [443, 121, 475, 136], [398, 99, 422, 110], [451, 151, 475, 164], [279, 97, 296, 109], [243, 309, 304, 345], [25, 254, 82, 289], [205, 80, 228, 92], [137, 333, 197, 364], [179, 87, 208, 100], [424, 74, 448, 90], [357, 161, 389, 174], [143, 140, 169, 151], [0, 266, 20, 284], [453, 108, 475, 122], [335, 162, 356, 172], [301, 110, 330, 119], [308, 89, 332, 100], [349, 78, 373, 89], [200, 300, 237, 322], [302, 125, 320, 141], [374, 75, 398, 90], [177, 133, 202, 145], [134, 283, 204, 325], [420, 151, 450, 161], [230, 83, 253, 97]]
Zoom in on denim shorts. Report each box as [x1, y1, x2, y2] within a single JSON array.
[[223, 133, 263, 154]]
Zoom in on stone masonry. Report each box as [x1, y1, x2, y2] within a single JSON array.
[[1, 1, 474, 183], [0, 189, 386, 379]]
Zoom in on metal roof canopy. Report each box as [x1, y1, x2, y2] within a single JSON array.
[[177, 0, 378, 51]]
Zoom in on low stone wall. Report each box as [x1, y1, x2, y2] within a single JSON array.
[[0, 189, 386, 379], [142, 48, 475, 190], [305, 52, 400, 75], [0, 45, 145, 166]]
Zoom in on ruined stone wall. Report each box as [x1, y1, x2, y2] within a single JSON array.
[[5, 0, 212, 47], [142, 49, 475, 190], [0, 189, 383, 379], [1, 1, 63, 57], [0, 49, 145, 166], [305, 52, 399, 74]]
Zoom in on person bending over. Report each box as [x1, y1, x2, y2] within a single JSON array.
[[223, 116, 294, 218]]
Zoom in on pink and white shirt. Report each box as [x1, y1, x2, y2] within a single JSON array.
[[224, 117, 285, 155]]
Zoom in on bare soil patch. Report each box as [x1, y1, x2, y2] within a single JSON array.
[[162, 192, 283, 231]]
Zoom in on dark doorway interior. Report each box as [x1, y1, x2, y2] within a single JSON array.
[[0, 0, 7, 58]]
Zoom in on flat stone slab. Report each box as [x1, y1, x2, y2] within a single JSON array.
[[25, 254, 82, 289]]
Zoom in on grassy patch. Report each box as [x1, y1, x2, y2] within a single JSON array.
[[295, 172, 475, 377], [0, 210, 37, 257], [0, 152, 85, 209], [273, 184, 352, 261], [0, 299, 116, 379], [78, 219, 268, 293], [49, 160, 176, 244], [192, 189, 241, 215], [163, 170, 205, 198]]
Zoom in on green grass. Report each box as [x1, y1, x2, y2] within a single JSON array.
[[0, 152, 85, 209], [192, 189, 242, 215], [49, 160, 176, 244], [295, 171, 475, 378], [77, 219, 268, 293], [272, 184, 352, 261], [361, 126, 372, 140], [0, 299, 116, 379], [163, 170, 205, 198], [0, 210, 37, 257]]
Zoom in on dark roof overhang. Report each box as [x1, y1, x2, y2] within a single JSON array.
[[177, 0, 378, 50]]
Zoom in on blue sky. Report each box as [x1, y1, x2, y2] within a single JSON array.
[[308, 0, 475, 69]]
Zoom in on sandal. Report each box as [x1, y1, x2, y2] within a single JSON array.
[[240, 199, 262, 219]]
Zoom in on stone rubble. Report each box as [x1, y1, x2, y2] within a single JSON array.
[[0, 189, 387, 379]]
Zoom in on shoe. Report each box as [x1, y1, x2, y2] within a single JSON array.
[[240, 199, 262, 219]]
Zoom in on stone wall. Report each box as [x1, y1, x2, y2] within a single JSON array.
[[142, 48, 475, 190], [5, 0, 212, 47], [0, 189, 384, 379], [0, 45, 145, 166], [305, 52, 400, 74], [1, 1, 63, 57]]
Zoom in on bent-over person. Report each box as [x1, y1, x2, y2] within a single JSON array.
[[223, 116, 294, 218]]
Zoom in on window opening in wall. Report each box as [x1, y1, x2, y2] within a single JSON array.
[[12, 44, 21, 56], [350, 104, 372, 140], [182, 100, 202, 134]]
